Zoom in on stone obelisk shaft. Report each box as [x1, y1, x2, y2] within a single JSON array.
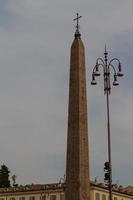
[[66, 32, 90, 200]]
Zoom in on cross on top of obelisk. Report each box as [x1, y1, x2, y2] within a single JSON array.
[[73, 13, 82, 29], [73, 13, 82, 36]]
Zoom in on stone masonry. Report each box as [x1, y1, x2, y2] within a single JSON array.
[[65, 31, 90, 200]]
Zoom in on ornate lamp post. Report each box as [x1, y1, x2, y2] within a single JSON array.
[[91, 47, 124, 200]]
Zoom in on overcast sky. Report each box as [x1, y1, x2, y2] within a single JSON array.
[[0, 0, 132, 186]]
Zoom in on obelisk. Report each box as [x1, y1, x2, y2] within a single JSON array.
[[65, 14, 90, 200]]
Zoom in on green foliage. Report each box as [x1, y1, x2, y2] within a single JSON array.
[[0, 164, 10, 188], [11, 174, 17, 186]]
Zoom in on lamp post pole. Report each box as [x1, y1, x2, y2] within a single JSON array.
[[91, 47, 123, 200]]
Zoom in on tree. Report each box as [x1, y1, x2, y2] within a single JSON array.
[[11, 174, 17, 186], [0, 164, 10, 188]]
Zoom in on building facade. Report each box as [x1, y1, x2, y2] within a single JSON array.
[[0, 183, 132, 200]]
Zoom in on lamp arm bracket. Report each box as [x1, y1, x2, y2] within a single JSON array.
[[108, 64, 117, 74], [108, 58, 120, 67], [93, 63, 104, 74], [96, 57, 105, 65]]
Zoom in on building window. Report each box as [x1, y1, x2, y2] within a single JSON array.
[[40, 193, 46, 200], [19, 197, 25, 200], [29, 196, 35, 200], [114, 197, 117, 200], [60, 193, 65, 200], [102, 194, 106, 200], [10, 198, 15, 200], [50, 194, 56, 200], [95, 193, 100, 200]]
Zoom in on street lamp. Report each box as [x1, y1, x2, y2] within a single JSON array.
[[91, 47, 124, 200]]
